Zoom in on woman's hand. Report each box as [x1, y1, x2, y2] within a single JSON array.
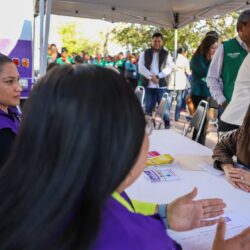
[[222, 164, 250, 192], [212, 218, 250, 250], [228, 168, 250, 192], [167, 187, 226, 231]]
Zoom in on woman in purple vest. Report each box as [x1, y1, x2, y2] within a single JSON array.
[[0, 65, 249, 249], [0, 54, 21, 167]]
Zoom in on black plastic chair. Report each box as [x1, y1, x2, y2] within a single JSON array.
[[153, 92, 168, 129], [134, 86, 145, 107], [183, 100, 209, 142]]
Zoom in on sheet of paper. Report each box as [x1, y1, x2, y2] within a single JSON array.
[[175, 154, 213, 171], [200, 163, 224, 176], [168, 212, 250, 250], [143, 168, 180, 183]]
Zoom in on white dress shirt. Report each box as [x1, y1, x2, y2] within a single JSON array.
[[207, 36, 248, 105], [221, 53, 250, 126], [138, 50, 173, 89]]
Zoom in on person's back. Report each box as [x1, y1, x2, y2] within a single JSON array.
[[168, 52, 190, 91]]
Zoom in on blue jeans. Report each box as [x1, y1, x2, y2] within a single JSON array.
[[165, 90, 183, 122], [145, 88, 170, 128]]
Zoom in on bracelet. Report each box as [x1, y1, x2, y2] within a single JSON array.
[[158, 204, 169, 229]]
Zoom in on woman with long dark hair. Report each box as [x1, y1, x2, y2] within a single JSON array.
[[0, 65, 248, 249], [0, 54, 21, 168], [190, 36, 219, 145]]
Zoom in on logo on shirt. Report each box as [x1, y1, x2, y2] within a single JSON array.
[[227, 52, 240, 59]]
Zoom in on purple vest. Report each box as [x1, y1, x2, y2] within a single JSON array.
[[92, 192, 182, 250], [0, 106, 21, 134]]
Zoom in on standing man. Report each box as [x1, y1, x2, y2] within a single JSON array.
[[138, 32, 173, 128], [207, 10, 250, 133]]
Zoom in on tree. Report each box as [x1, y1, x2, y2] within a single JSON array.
[[111, 12, 239, 53], [58, 22, 101, 55]]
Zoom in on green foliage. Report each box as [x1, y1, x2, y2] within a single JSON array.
[[58, 22, 101, 55], [57, 12, 239, 56], [111, 12, 239, 53]]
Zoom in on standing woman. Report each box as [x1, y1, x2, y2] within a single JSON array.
[[168, 47, 191, 121], [0, 54, 21, 167], [190, 36, 219, 145]]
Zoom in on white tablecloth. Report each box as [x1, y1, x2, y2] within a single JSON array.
[[127, 129, 250, 218]]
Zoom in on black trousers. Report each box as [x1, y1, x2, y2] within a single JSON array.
[[218, 119, 239, 133], [190, 95, 209, 145]]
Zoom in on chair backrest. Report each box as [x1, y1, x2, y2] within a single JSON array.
[[185, 100, 209, 141], [134, 86, 145, 106], [156, 92, 168, 119]]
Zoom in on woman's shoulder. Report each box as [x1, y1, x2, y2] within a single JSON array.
[[0, 107, 20, 134], [191, 54, 204, 62], [93, 195, 179, 250]]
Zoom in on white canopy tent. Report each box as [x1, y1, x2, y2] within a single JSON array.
[[35, 0, 250, 75]]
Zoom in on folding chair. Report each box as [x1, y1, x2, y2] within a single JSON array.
[[134, 86, 145, 107], [183, 100, 209, 142], [208, 97, 219, 129], [153, 92, 168, 129]]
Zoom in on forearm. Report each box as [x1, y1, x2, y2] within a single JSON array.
[[138, 52, 152, 79], [213, 131, 239, 169], [207, 77, 226, 105], [158, 54, 174, 78]]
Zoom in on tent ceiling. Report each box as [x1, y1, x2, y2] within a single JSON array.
[[36, 0, 250, 28]]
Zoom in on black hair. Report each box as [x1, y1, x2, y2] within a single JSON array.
[[61, 47, 68, 53], [152, 32, 163, 39], [193, 35, 218, 59], [46, 62, 59, 72], [74, 55, 83, 64], [0, 64, 145, 249], [237, 9, 250, 32], [205, 31, 219, 39], [0, 54, 13, 73], [177, 47, 188, 55]]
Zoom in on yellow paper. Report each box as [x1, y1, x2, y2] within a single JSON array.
[[146, 154, 174, 166]]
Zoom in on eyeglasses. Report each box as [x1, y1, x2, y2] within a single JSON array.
[[145, 116, 154, 136]]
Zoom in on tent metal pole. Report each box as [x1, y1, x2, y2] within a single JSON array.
[[173, 28, 178, 90], [172, 28, 178, 129], [32, 13, 36, 83], [174, 28, 178, 62], [39, 0, 45, 76], [41, 0, 52, 76]]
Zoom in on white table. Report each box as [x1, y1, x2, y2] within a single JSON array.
[[126, 130, 250, 249]]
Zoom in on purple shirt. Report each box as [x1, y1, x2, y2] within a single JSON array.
[[0, 106, 21, 134], [93, 192, 182, 250]]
